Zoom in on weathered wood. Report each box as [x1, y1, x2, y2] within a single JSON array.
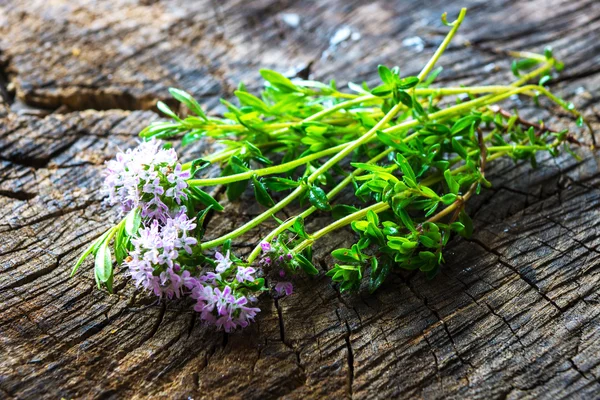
[[1, 0, 600, 398]]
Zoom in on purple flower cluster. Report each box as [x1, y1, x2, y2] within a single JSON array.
[[125, 211, 197, 299], [189, 251, 261, 332], [105, 141, 263, 332], [259, 241, 294, 297], [103, 139, 190, 222]]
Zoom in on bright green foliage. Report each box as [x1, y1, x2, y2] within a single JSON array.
[[75, 9, 591, 295]]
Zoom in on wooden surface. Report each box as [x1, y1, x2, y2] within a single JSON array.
[[1, 0, 600, 398]]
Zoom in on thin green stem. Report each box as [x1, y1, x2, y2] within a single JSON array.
[[246, 148, 394, 263], [188, 143, 348, 186], [418, 8, 467, 82], [200, 10, 467, 251], [293, 202, 391, 253]]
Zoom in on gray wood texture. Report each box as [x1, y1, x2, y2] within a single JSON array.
[[1, 0, 600, 398]]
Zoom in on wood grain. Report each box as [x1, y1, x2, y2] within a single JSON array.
[[1, 0, 600, 398]]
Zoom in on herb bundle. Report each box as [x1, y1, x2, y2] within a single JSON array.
[[72, 9, 590, 332]]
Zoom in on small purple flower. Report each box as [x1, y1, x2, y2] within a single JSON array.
[[261, 242, 272, 252], [274, 281, 293, 297], [236, 266, 256, 283], [142, 178, 164, 196], [125, 212, 198, 299], [102, 138, 191, 221], [215, 250, 233, 273]]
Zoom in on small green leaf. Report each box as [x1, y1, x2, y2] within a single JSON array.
[[396, 76, 419, 90], [235, 90, 270, 113], [260, 69, 299, 92], [190, 158, 211, 176], [168, 88, 207, 120], [226, 180, 248, 201], [308, 186, 331, 211], [451, 115, 479, 134], [378, 65, 394, 85], [332, 204, 359, 220], [295, 253, 319, 276], [264, 177, 300, 191], [125, 207, 142, 237], [458, 211, 473, 238], [395, 154, 416, 183], [396, 90, 412, 108], [290, 216, 310, 239], [539, 75, 551, 86], [440, 193, 457, 205], [252, 175, 275, 207], [156, 101, 180, 121], [451, 138, 468, 159], [444, 170, 460, 194], [195, 205, 213, 240], [189, 187, 224, 211], [371, 84, 392, 97], [95, 241, 113, 288], [332, 248, 360, 263]]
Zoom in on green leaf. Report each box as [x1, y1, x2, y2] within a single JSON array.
[[458, 210, 473, 238], [195, 205, 213, 240], [369, 257, 390, 293], [451, 138, 468, 159], [264, 177, 300, 191], [332, 204, 359, 220], [451, 115, 479, 134], [189, 187, 224, 211], [295, 254, 319, 276], [332, 248, 360, 263], [252, 175, 275, 207], [378, 65, 394, 85], [168, 88, 207, 119], [440, 193, 457, 205], [94, 240, 113, 289], [190, 158, 211, 176], [412, 95, 426, 118], [308, 186, 332, 211], [371, 84, 392, 97], [125, 207, 142, 237], [70, 229, 111, 277], [539, 75, 551, 86], [421, 67, 443, 88], [290, 216, 310, 239], [419, 235, 437, 248], [226, 180, 248, 201], [444, 169, 460, 194], [396, 76, 419, 90], [240, 277, 266, 292], [397, 208, 416, 232], [235, 90, 270, 113], [395, 154, 416, 183], [396, 90, 412, 108], [156, 101, 180, 121], [260, 69, 299, 92]]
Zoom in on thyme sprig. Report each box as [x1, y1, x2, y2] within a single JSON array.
[[71, 9, 591, 331]]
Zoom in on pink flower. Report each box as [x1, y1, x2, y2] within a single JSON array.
[[275, 281, 293, 297], [215, 250, 233, 273], [102, 139, 191, 222], [236, 266, 256, 283], [261, 242, 272, 252]]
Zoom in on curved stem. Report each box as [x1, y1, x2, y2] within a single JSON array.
[[199, 10, 469, 251], [246, 148, 394, 263], [188, 143, 348, 186], [292, 202, 391, 253]]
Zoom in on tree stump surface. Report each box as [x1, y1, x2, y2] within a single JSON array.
[[1, 0, 600, 398]]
